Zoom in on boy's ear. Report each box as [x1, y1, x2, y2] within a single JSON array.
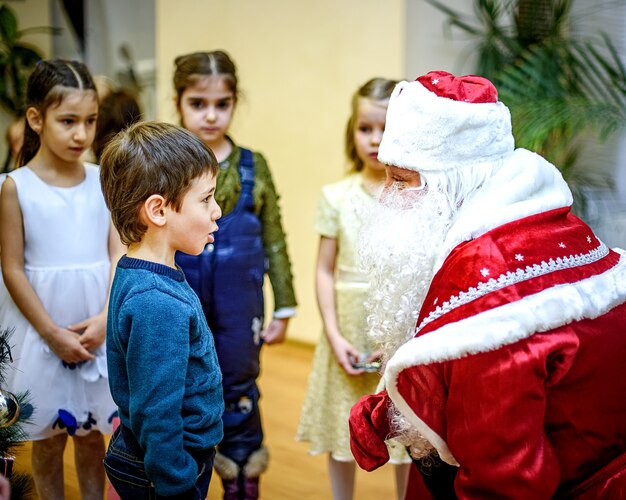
[[142, 194, 167, 227], [25, 107, 42, 134]]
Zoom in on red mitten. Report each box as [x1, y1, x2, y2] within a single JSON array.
[[349, 391, 392, 471]]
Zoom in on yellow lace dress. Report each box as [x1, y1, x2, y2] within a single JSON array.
[[296, 174, 408, 463]]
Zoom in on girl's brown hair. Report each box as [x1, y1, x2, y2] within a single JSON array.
[[93, 89, 142, 162], [173, 50, 238, 106], [19, 59, 97, 166], [345, 77, 397, 173]]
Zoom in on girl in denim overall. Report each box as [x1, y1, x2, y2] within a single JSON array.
[[173, 50, 297, 500]]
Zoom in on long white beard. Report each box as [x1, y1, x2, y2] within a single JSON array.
[[358, 184, 451, 364], [358, 184, 453, 459], [357, 167, 496, 459]]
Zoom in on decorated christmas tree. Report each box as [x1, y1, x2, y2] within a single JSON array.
[[0, 328, 33, 499]]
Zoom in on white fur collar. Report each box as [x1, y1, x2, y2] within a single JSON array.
[[434, 149, 573, 272]]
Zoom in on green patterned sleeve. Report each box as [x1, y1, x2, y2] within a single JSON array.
[[254, 152, 298, 311]]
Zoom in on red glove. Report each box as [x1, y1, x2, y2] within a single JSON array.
[[349, 391, 392, 471]]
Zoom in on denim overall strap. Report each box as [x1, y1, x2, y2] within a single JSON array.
[[238, 147, 255, 192], [175, 148, 257, 306], [211, 147, 265, 395]]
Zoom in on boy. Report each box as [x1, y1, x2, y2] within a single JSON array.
[[99, 121, 224, 499]]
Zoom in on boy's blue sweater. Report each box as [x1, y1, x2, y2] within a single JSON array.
[[107, 256, 224, 496]]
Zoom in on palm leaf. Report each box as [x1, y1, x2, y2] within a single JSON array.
[[0, 5, 18, 46], [0, 4, 51, 116], [428, 0, 626, 185]]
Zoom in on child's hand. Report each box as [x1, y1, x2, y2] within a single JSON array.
[[45, 327, 96, 364], [261, 318, 289, 345], [69, 312, 106, 352], [329, 335, 365, 376], [368, 350, 383, 364]]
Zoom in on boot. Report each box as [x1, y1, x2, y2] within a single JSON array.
[[240, 446, 269, 500], [214, 451, 239, 481], [242, 476, 259, 500], [214, 451, 241, 500], [242, 446, 269, 478], [221, 478, 240, 500]]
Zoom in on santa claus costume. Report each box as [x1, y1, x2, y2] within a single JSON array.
[[349, 72, 626, 499]]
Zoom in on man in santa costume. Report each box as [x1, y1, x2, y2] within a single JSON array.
[[349, 71, 626, 499]]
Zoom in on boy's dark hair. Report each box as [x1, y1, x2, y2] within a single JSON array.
[[20, 59, 97, 167], [100, 121, 218, 246]]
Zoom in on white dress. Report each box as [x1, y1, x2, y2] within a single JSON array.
[[0, 164, 116, 440]]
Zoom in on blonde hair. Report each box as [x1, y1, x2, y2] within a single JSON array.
[[345, 78, 397, 172]]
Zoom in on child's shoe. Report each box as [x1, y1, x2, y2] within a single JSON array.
[[242, 446, 269, 478], [242, 476, 259, 500], [221, 479, 240, 500]]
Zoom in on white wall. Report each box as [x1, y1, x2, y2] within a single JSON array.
[[50, 0, 81, 60], [570, 0, 626, 247], [85, 0, 156, 118], [405, 0, 476, 78]]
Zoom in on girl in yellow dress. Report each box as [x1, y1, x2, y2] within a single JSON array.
[[297, 78, 410, 500]]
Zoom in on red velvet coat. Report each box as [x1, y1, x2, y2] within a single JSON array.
[[350, 150, 626, 497], [383, 207, 626, 498]]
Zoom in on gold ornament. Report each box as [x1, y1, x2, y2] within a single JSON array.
[[0, 389, 19, 428]]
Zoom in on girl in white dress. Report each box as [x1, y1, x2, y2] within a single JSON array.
[[0, 60, 124, 500]]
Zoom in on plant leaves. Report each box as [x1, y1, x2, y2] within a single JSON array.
[[0, 6, 45, 116], [428, 0, 626, 187], [0, 4, 18, 47]]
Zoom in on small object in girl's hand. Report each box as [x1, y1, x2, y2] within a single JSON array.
[[351, 353, 382, 372]]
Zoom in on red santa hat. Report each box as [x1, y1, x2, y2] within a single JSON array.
[[378, 71, 515, 171]]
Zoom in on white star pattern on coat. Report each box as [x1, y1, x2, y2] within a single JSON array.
[[419, 241, 611, 331], [432, 78, 439, 85], [480, 268, 490, 277], [587, 236, 592, 243], [515, 254, 524, 261], [559, 242, 566, 248]]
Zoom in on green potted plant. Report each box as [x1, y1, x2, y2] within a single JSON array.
[[425, 0, 626, 210], [0, 3, 58, 116]]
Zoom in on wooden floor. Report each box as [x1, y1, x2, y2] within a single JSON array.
[[13, 341, 398, 499]]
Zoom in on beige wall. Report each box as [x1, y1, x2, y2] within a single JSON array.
[[1, 0, 475, 344], [3, 0, 467, 346], [156, 0, 406, 344], [8, 0, 51, 56]]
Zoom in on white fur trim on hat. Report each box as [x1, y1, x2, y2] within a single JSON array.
[[378, 80, 515, 171]]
